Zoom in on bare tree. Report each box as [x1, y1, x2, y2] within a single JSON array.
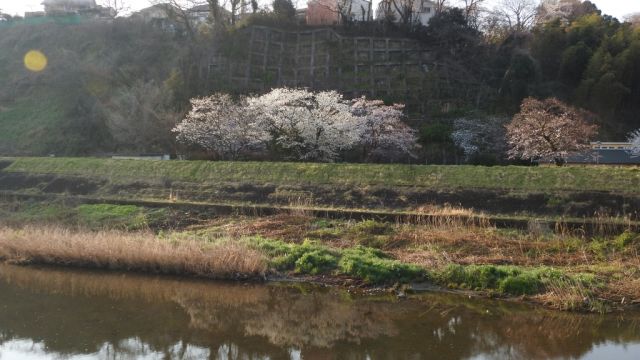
[[229, 0, 249, 24], [505, 97, 598, 166], [458, 0, 485, 28], [434, 0, 447, 14], [315, 0, 372, 24], [207, 0, 222, 25], [151, 0, 203, 39], [391, 0, 417, 26], [492, 0, 538, 32], [374, 0, 418, 26], [100, 0, 130, 17], [104, 81, 179, 153]]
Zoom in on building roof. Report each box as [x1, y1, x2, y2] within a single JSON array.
[[189, 5, 209, 12], [42, 0, 97, 5], [568, 149, 640, 165]]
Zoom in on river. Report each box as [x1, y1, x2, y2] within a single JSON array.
[[0, 264, 639, 359]]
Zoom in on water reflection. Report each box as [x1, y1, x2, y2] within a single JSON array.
[[0, 264, 639, 359]]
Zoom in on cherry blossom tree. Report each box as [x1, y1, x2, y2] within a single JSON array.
[[626, 13, 640, 28], [350, 97, 418, 162], [629, 129, 640, 157], [452, 116, 508, 162], [536, 0, 579, 24], [173, 94, 269, 159], [505, 97, 598, 166], [249, 88, 360, 162]]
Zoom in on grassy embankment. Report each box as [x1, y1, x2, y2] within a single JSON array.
[[4, 157, 640, 193], [1, 199, 639, 313], [2, 157, 640, 224]]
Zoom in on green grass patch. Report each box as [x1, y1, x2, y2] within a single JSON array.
[[0, 201, 167, 230], [0, 94, 70, 155], [338, 246, 425, 284], [4, 157, 640, 193], [435, 264, 596, 296], [247, 238, 339, 275], [348, 220, 393, 248], [0, 202, 75, 224], [76, 204, 149, 230], [245, 238, 424, 283], [613, 231, 640, 250]]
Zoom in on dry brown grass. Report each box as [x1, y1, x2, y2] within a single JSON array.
[[0, 226, 267, 279], [226, 214, 313, 241], [534, 278, 594, 312]]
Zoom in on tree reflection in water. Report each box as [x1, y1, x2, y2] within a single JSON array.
[[0, 264, 639, 360]]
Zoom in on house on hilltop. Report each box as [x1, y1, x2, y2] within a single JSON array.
[[42, 0, 115, 18], [43, 0, 97, 14], [306, 0, 373, 25], [376, 0, 437, 26], [131, 3, 231, 28]]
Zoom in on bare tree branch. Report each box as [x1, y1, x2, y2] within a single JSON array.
[[491, 0, 537, 32]]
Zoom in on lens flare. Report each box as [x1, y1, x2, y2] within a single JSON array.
[[24, 50, 48, 72]]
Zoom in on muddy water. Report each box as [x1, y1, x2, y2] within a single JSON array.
[[0, 265, 639, 360]]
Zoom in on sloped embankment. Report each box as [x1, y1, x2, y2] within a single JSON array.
[[1, 157, 640, 220]]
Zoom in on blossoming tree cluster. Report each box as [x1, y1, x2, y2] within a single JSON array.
[[173, 88, 419, 162]]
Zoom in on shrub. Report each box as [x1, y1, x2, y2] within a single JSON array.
[[338, 246, 425, 284], [248, 238, 424, 284], [295, 250, 338, 275], [350, 220, 393, 248], [247, 238, 338, 274], [498, 273, 540, 295], [435, 264, 570, 296], [351, 220, 393, 236], [614, 231, 639, 250]]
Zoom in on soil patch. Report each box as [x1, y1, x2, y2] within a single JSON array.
[[42, 177, 104, 195], [0, 160, 13, 171]]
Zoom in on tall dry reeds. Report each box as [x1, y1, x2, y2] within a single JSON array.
[[0, 226, 267, 279]]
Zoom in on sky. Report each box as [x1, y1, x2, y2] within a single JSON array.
[[1, 0, 639, 20]]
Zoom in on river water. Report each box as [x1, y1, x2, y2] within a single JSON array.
[[0, 264, 639, 360]]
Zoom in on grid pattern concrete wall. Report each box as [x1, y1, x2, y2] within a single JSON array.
[[208, 26, 490, 116]]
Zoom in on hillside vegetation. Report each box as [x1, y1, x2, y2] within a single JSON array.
[[0, 1, 638, 161], [0, 19, 186, 155]]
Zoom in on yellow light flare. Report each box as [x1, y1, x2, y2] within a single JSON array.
[[24, 50, 48, 72]]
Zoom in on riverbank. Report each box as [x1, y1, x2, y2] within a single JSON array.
[[2, 157, 640, 220], [2, 158, 640, 313], [1, 203, 639, 313]]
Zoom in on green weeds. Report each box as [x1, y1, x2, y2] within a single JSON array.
[[435, 264, 597, 296], [338, 246, 424, 284], [0, 201, 167, 230], [245, 237, 424, 284]]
